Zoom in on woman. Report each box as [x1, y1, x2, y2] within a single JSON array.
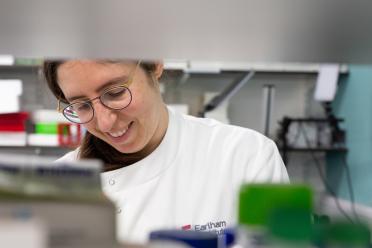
[[43, 59, 289, 244]]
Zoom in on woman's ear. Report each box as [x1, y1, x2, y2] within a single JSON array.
[[153, 62, 164, 79]]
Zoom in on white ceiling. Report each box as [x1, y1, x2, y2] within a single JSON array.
[[1, 0, 372, 63]]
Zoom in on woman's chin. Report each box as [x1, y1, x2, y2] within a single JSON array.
[[114, 144, 140, 154]]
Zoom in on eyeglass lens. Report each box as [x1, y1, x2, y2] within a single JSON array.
[[63, 86, 132, 124], [101, 86, 131, 109]]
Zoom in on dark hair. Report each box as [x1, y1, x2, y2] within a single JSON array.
[[43, 60, 159, 171]]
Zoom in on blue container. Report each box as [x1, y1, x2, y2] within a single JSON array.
[[149, 230, 218, 248], [222, 228, 236, 247]]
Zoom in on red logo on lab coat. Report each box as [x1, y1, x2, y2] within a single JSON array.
[[182, 224, 191, 230]]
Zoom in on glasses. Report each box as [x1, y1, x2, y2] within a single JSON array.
[[57, 61, 140, 124]]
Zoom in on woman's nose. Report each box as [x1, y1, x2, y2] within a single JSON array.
[[93, 102, 117, 132]]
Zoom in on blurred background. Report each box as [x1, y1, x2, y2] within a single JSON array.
[[1, 58, 369, 205], [1, 0, 372, 246]]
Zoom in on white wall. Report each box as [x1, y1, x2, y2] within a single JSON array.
[[162, 72, 323, 136], [162, 71, 327, 192]]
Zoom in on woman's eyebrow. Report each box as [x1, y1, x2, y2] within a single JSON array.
[[66, 75, 130, 102], [95, 75, 130, 93]]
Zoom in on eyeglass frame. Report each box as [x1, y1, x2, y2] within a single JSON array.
[[57, 61, 141, 124]]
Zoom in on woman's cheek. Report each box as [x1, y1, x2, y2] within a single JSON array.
[[125, 98, 142, 114], [83, 123, 95, 133], [128, 93, 151, 114]]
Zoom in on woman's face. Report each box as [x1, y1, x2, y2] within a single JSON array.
[[57, 60, 168, 157]]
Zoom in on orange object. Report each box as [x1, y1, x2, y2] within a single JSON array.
[[57, 123, 82, 147]]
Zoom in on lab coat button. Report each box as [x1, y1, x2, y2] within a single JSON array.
[[117, 208, 122, 214], [109, 179, 115, 185]]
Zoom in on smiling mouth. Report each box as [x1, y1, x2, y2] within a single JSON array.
[[108, 121, 133, 138]]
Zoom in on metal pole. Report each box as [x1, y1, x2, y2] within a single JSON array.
[[262, 84, 275, 136], [198, 71, 255, 117]]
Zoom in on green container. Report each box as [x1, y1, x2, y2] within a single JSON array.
[[325, 221, 370, 247], [238, 184, 313, 227], [35, 122, 58, 134], [268, 207, 313, 243]]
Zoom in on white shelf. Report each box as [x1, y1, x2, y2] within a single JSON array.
[[164, 60, 349, 74]]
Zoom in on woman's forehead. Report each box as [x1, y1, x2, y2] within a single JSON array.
[[58, 60, 135, 83], [57, 60, 135, 98], [59, 60, 133, 73]]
